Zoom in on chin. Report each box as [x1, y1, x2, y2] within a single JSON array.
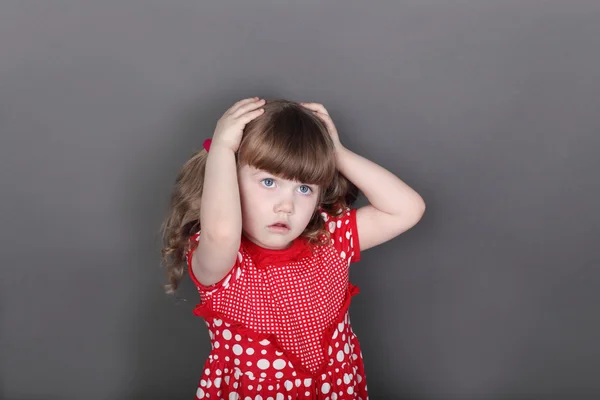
[[265, 234, 296, 248]]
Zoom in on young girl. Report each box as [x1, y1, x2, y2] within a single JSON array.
[[161, 97, 426, 400]]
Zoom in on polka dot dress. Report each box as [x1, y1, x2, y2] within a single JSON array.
[[186, 208, 368, 399]]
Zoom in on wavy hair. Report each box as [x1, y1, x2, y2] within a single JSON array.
[[161, 99, 358, 294]]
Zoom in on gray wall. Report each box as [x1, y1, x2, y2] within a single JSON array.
[[1, 1, 599, 399]]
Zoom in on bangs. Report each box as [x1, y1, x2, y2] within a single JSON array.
[[237, 101, 337, 187]]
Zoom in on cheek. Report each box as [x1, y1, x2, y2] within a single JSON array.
[[239, 185, 269, 221], [298, 197, 319, 220]]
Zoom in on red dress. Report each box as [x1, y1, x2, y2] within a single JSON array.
[[186, 207, 368, 400]]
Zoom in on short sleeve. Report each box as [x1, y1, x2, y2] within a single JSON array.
[[320, 207, 361, 265], [185, 231, 244, 297]]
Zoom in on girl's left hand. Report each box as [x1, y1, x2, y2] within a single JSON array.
[[299, 102, 344, 151]]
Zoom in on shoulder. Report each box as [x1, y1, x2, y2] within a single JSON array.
[[317, 206, 361, 264]]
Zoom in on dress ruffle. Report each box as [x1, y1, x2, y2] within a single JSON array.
[[192, 284, 368, 399]]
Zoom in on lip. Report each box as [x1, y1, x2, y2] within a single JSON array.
[[268, 223, 290, 233]]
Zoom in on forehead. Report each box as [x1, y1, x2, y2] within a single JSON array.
[[238, 164, 314, 185], [239, 164, 267, 177]]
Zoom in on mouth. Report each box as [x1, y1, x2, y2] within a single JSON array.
[[268, 223, 290, 232]]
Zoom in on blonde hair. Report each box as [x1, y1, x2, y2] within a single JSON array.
[[160, 99, 358, 294]]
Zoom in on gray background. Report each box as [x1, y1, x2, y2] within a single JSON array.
[[1, 1, 599, 399]]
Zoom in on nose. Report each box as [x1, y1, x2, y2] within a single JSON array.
[[274, 195, 294, 215]]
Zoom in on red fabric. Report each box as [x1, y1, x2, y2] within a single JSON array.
[[186, 207, 368, 399]]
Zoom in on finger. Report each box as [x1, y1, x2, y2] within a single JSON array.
[[227, 97, 260, 115], [238, 107, 265, 124], [311, 110, 336, 130], [232, 98, 266, 118], [310, 109, 331, 122], [300, 102, 329, 115]]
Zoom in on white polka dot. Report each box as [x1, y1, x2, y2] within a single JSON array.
[[229, 393, 238, 400], [259, 339, 270, 345], [196, 388, 205, 399], [273, 359, 286, 370], [257, 359, 270, 370], [304, 379, 311, 387], [284, 381, 293, 391], [347, 387, 354, 394], [344, 343, 350, 354], [246, 347, 255, 355], [329, 221, 336, 233], [214, 319, 222, 327], [222, 329, 232, 340], [233, 344, 243, 355], [275, 372, 283, 379], [344, 374, 351, 384], [321, 382, 331, 394], [337, 350, 344, 362], [338, 322, 344, 332], [340, 251, 346, 259], [214, 377, 222, 388], [255, 396, 263, 400], [235, 334, 242, 341], [261, 349, 267, 355], [276, 394, 284, 400], [214, 341, 220, 349], [295, 379, 301, 387]]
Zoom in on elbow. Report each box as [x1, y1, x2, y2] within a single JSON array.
[[204, 226, 239, 244], [411, 196, 426, 223]]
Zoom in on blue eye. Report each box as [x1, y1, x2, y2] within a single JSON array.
[[299, 185, 313, 194], [261, 178, 275, 188]]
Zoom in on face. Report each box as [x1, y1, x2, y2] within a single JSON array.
[[237, 164, 320, 250]]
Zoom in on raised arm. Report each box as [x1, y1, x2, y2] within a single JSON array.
[[193, 97, 265, 286], [334, 146, 426, 251], [300, 102, 425, 252]]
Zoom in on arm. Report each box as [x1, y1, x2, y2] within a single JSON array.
[[192, 97, 264, 286], [335, 146, 426, 251], [194, 144, 242, 286], [299, 101, 425, 252]]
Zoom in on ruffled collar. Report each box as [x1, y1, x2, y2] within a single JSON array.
[[241, 234, 314, 269]]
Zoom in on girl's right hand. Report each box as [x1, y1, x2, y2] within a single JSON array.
[[211, 97, 265, 152]]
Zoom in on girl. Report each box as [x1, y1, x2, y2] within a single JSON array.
[[161, 97, 426, 400]]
